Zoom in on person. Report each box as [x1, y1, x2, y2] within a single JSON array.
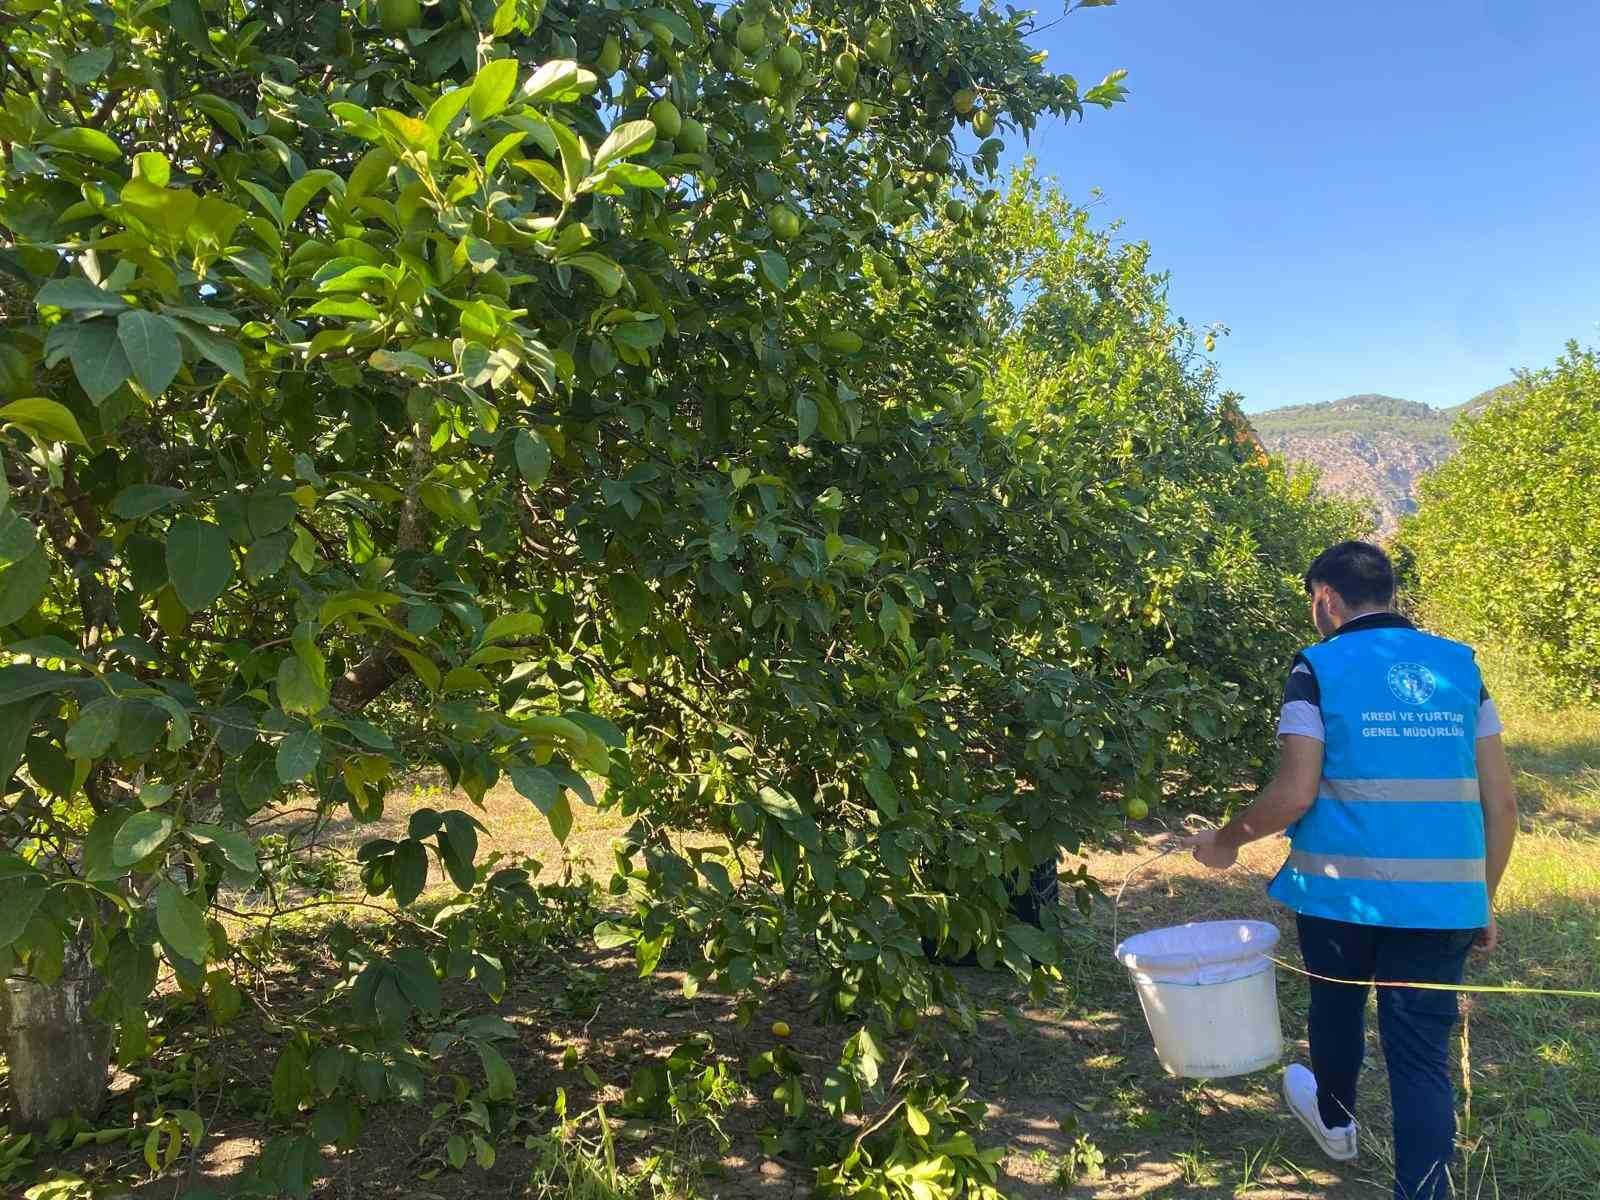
[[1186, 541, 1518, 1200]]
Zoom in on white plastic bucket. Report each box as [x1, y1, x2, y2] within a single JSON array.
[[1114, 920, 1283, 1079]]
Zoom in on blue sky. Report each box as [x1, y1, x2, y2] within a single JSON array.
[[1016, 0, 1600, 413]]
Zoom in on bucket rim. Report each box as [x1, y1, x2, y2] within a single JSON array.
[[1113, 919, 1281, 972]]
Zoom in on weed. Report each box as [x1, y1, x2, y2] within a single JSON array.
[[1174, 1142, 1222, 1187]]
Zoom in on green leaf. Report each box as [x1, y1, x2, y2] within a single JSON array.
[[116, 310, 183, 397], [391, 838, 428, 906], [247, 490, 297, 538], [1003, 922, 1059, 965], [64, 46, 115, 85], [0, 508, 38, 566], [65, 696, 122, 759], [189, 195, 246, 249], [905, 1103, 931, 1137], [481, 611, 542, 644], [173, 320, 248, 382], [0, 665, 82, 706], [35, 277, 129, 314], [509, 764, 572, 842], [607, 573, 653, 635], [592, 120, 656, 171], [277, 655, 328, 717], [0, 697, 48, 793], [0, 397, 89, 446], [282, 169, 343, 227], [563, 253, 624, 296], [120, 178, 200, 240], [594, 921, 638, 949], [425, 87, 474, 136], [475, 1041, 516, 1101], [112, 485, 186, 519], [165, 518, 233, 611], [41, 127, 123, 163], [863, 767, 900, 818], [796, 396, 818, 443], [0, 876, 47, 948], [514, 428, 551, 487], [392, 948, 441, 1017], [167, 0, 210, 52], [188, 824, 258, 874], [0, 550, 50, 625], [755, 786, 803, 821], [63, 319, 132, 402], [757, 250, 790, 291], [113, 810, 174, 867], [469, 58, 519, 122], [277, 730, 323, 783]]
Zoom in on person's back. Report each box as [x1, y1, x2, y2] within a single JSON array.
[[1189, 541, 1519, 1200]]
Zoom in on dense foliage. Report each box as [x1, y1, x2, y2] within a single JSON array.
[[1, 0, 1354, 1194], [1400, 345, 1600, 701]]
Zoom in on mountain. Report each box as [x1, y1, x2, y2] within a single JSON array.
[[1248, 385, 1515, 534]]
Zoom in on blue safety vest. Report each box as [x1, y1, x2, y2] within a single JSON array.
[[1267, 624, 1490, 929]]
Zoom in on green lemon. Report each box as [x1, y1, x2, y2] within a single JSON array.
[[1125, 796, 1149, 821], [753, 59, 782, 97], [596, 35, 622, 75], [649, 99, 682, 139], [972, 107, 995, 137], [775, 44, 803, 79], [678, 117, 708, 152], [866, 24, 895, 64], [822, 330, 863, 353], [952, 87, 976, 115], [943, 198, 966, 223], [890, 70, 912, 96], [769, 204, 801, 241], [378, 0, 421, 34], [845, 100, 869, 131], [736, 18, 767, 54], [833, 51, 859, 88], [711, 42, 743, 71], [925, 140, 951, 170]]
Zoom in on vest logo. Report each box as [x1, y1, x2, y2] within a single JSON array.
[[1387, 661, 1437, 706]]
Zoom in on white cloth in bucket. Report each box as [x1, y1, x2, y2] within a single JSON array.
[[1114, 920, 1285, 1078], [1115, 920, 1280, 987]]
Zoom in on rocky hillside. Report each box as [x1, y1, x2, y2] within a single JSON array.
[[1249, 386, 1515, 534]]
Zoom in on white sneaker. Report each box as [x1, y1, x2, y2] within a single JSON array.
[[1282, 1063, 1359, 1162]]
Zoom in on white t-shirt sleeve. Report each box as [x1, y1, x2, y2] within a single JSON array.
[[1477, 695, 1504, 739], [1277, 662, 1325, 741]]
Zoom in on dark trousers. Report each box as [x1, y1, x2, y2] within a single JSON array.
[[1297, 914, 1478, 1200]]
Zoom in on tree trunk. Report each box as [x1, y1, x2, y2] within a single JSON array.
[[2, 968, 111, 1131]]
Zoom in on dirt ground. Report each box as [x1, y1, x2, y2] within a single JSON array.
[[25, 785, 1477, 1200], [222, 817, 1400, 1198]]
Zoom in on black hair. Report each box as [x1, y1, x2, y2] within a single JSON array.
[[1304, 541, 1395, 609]]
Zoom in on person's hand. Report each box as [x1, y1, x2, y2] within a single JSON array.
[[1187, 830, 1238, 871], [1474, 915, 1498, 953]]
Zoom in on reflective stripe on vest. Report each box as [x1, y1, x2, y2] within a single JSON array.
[[1319, 777, 1480, 804], [1267, 625, 1491, 930], [1285, 850, 1486, 884]]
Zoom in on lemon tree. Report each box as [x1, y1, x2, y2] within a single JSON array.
[[1401, 345, 1600, 700], [0, 0, 1350, 1194]]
